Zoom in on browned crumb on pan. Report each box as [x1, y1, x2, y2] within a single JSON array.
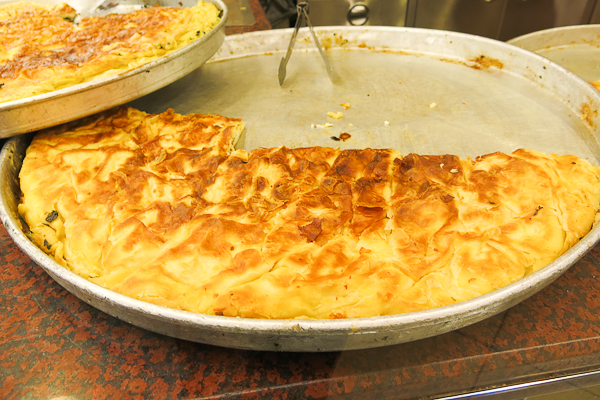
[[468, 55, 504, 70], [580, 102, 599, 129]]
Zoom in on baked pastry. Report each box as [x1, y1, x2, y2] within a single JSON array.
[[18, 107, 600, 319], [0, 1, 221, 102]]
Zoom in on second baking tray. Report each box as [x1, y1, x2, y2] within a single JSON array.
[[3, 26, 600, 352], [508, 24, 600, 87], [0, 0, 227, 138]]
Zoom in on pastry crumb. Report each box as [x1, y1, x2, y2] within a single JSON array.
[[313, 123, 334, 129]]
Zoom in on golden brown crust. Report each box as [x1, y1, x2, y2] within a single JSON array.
[[0, 1, 220, 102], [18, 107, 600, 319]]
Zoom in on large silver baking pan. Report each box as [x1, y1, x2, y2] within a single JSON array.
[[3, 27, 600, 352], [508, 25, 600, 83], [0, 0, 227, 138]]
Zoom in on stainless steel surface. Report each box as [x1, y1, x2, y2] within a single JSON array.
[[508, 25, 600, 83], [411, 0, 506, 39], [411, 0, 598, 41], [307, 0, 598, 41], [308, 0, 408, 27], [3, 27, 600, 352], [591, 1, 600, 24], [0, 0, 227, 139], [497, 0, 597, 41]]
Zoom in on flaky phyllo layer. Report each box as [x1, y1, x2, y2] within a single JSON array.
[[0, 1, 220, 102], [18, 107, 600, 319]]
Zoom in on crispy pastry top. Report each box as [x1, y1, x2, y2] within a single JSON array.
[[18, 107, 600, 319], [0, 1, 220, 102]]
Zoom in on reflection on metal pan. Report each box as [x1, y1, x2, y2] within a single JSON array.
[[2, 27, 600, 352]]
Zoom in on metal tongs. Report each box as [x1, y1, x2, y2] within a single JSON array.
[[278, 1, 334, 86]]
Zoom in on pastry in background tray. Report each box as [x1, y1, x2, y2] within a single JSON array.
[[18, 107, 600, 319], [0, 1, 221, 103]]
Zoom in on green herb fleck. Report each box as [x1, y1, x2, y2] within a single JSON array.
[[45, 210, 59, 223]]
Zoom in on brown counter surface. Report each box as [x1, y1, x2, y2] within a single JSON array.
[[224, 0, 271, 35], [2, 152, 600, 398]]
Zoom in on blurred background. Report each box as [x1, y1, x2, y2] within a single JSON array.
[[259, 0, 600, 41]]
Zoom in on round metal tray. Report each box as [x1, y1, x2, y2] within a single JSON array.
[[2, 27, 600, 352], [0, 0, 227, 138], [508, 24, 600, 83]]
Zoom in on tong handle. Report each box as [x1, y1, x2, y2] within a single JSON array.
[[278, 3, 306, 86], [301, 5, 333, 82], [278, 1, 333, 86]]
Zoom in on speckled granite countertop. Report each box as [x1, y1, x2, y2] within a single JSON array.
[[2, 186, 600, 399]]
